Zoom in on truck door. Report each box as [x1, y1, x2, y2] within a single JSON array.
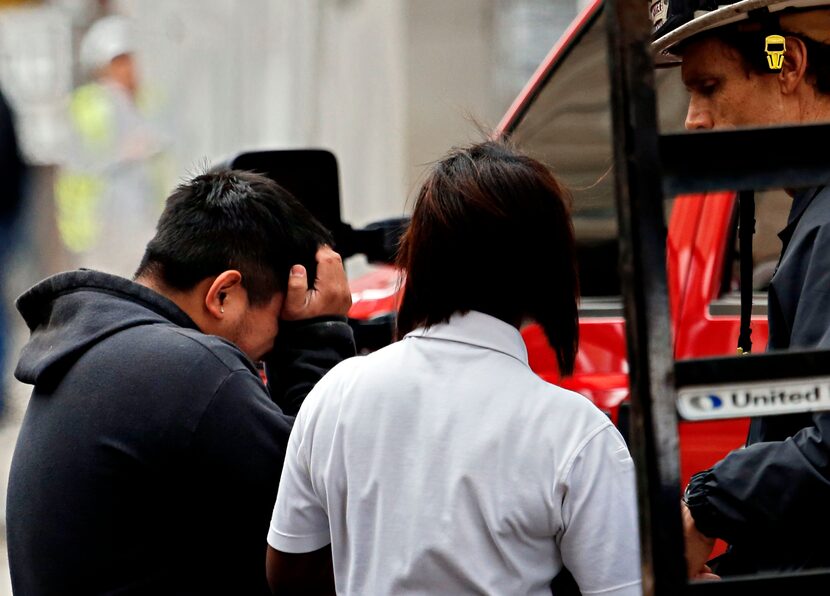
[[497, 0, 751, 490]]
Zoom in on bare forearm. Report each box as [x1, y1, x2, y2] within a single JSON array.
[[266, 545, 335, 595]]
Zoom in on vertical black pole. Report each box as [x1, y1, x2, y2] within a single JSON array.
[[738, 190, 756, 354], [604, 1, 686, 594]]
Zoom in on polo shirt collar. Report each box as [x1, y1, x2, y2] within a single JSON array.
[[404, 310, 529, 365]]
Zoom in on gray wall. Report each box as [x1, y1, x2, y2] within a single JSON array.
[[117, 0, 574, 225]]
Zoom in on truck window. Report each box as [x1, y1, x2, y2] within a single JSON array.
[[507, 10, 688, 299]]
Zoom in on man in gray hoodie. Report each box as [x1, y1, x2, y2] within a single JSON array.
[[7, 169, 354, 595]]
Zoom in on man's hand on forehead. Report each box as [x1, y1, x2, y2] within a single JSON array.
[[280, 246, 352, 321]]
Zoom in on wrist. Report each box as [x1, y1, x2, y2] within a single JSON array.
[[682, 471, 720, 540], [681, 500, 715, 545]]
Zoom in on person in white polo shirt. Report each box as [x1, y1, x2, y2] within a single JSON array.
[[265, 139, 642, 596]]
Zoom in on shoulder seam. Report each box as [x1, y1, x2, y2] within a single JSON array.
[[559, 421, 617, 492], [166, 326, 251, 375], [188, 368, 264, 450]]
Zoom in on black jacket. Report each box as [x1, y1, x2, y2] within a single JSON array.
[[687, 186, 830, 575], [7, 270, 355, 595]]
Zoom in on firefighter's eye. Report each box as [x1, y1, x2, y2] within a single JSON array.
[[684, 78, 719, 97], [696, 80, 718, 96]]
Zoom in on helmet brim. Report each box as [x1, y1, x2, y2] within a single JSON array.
[[652, 0, 830, 65]]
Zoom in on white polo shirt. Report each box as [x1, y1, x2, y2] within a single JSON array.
[[269, 311, 642, 595]]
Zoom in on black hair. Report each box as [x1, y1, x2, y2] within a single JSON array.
[[135, 169, 332, 305], [395, 138, 579, 375]]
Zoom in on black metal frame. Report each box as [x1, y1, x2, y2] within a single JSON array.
[[605, 0, 685, 592], [660, 123, 830, 195], [675, 349, 830, 386], [605, 0, 830, 593]]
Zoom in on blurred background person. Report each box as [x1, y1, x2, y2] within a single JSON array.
[[0, 85, 26, 419], [54, 13, 169, 277]]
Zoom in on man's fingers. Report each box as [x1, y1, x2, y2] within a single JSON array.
[[314, 247, 345, 283], [282, 265, 309, 320], [310, 247, 351, 315], [694, 565, 720, 580], [281, 247, 351, 321]]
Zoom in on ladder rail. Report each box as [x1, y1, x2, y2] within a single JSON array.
[[605, 0, 686, 592]]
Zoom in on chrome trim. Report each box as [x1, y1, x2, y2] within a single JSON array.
[[579, 297, 624, 318], [708, 293, 769, 317]]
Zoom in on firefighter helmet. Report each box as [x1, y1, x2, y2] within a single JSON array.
[[651, 0, 830, 66]]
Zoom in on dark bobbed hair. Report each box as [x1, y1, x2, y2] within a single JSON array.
[[395, 139, 579, 375], [135, 169, 332, 305]]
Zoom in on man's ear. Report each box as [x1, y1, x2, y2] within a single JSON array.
[[204, 270, 243, 319], [779, 36, 809, 95]]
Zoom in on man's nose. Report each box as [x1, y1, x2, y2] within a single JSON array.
[[685, 99, 713, 130]]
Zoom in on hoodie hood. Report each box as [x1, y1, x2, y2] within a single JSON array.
[[15, 270, 198, 388]]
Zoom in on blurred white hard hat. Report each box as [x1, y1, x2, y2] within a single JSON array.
[[79, 14, 135, 74]]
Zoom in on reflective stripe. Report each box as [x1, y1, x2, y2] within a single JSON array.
[[54, 172, 102, 253], [69, 84, 114, 149]]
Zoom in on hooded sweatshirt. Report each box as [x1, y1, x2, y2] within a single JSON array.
[[7, 270, 354, 595]]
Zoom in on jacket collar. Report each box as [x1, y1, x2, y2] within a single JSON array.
[[778, 186, 825, 251], [404, 310, 529, 365]]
